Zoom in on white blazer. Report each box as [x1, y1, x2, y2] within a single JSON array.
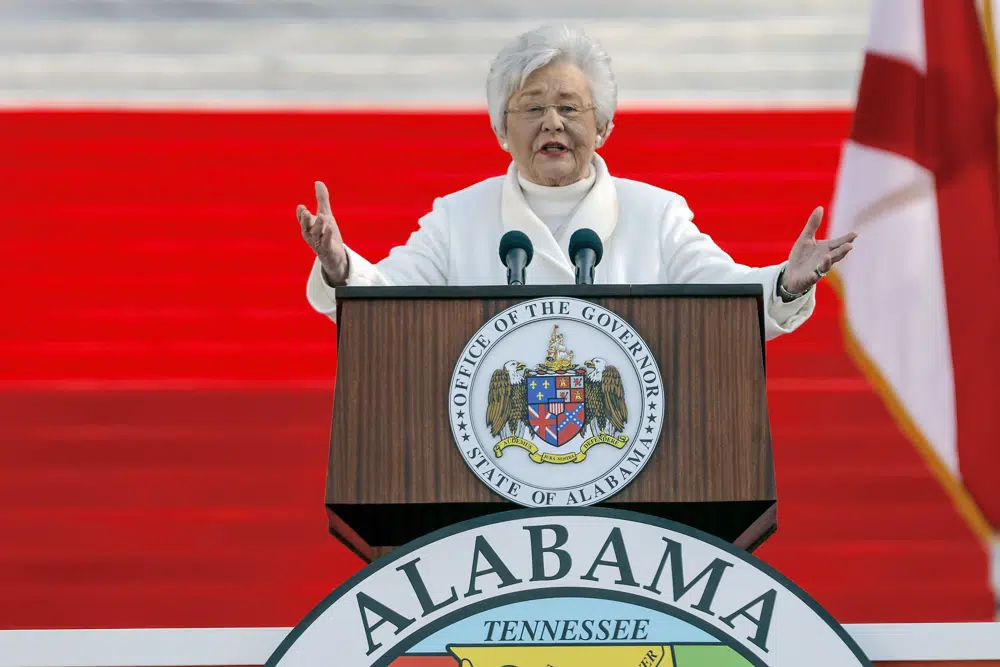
[[307, 155, 815, 340]]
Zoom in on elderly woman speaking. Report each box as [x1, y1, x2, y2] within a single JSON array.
[[298, 25, 856, 340]]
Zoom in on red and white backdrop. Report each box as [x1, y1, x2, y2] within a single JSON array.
[[0, 0, 998, 645]]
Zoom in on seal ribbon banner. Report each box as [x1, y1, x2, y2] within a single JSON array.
[[494, 433, 630, 464]]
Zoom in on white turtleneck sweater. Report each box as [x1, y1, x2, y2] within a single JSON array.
[[517, 167, 597, 239]]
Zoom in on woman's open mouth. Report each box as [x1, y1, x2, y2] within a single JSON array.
[[539, 142, 569, 156]]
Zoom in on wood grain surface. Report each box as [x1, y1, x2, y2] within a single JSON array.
[[327, 292, 774, 508]]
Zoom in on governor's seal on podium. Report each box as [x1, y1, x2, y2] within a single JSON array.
[[447, 297, 665, 507]]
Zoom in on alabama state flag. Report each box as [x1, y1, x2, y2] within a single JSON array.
[[828, 0, 1000, 607]]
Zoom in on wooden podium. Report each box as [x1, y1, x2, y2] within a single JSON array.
[[325, 285, 776, 563]]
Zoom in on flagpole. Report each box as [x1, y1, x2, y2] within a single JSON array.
[[981, 0, 1000, 622], [984, 0, 999, 83], [984, 0, 1000, 170]]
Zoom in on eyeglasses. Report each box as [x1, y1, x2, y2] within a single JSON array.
[[504, 103, 596, 121]]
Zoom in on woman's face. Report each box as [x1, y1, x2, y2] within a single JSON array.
[[502, 61, 603, 187]]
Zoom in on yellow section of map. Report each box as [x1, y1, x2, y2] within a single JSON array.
[[448, 643, 669, 667]]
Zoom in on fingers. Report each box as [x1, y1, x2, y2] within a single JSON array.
[[315, 181, 333, 217], [828, 241, 854, 264], [826, 230, 858, 248], [800, 206, 824, 240], [319, 222, 335, 253], [297, 204, 314, 232], [297, 205, 322, 249], [817, 243, 854, 274]]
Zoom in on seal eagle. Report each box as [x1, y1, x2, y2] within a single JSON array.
[[485, 361, 531, 439], [582, 358, 628, 437]]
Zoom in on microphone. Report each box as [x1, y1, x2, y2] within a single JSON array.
[[499, 231, 534, 286], [568, 228, 604, 285]]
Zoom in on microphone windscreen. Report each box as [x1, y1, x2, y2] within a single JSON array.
[[499, 230, 534, 266], [568, 228, 604, 265]]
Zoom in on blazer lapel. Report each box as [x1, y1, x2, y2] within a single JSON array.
[[501, 161, 575, 282], [557, 154, 619, 255], [500, 154, 620, 284]]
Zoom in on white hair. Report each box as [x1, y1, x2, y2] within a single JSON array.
[[486, 25, 618, 140]]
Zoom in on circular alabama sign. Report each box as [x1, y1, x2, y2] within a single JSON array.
[[264, 508, 875, 667]]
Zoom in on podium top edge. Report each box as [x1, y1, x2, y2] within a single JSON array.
[[334, 284, 765, 300]]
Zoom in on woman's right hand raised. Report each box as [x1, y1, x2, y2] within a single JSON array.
[[298, 181, 349, 286]]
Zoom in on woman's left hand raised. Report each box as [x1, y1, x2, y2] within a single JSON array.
[[780, 206, 857, 295]]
